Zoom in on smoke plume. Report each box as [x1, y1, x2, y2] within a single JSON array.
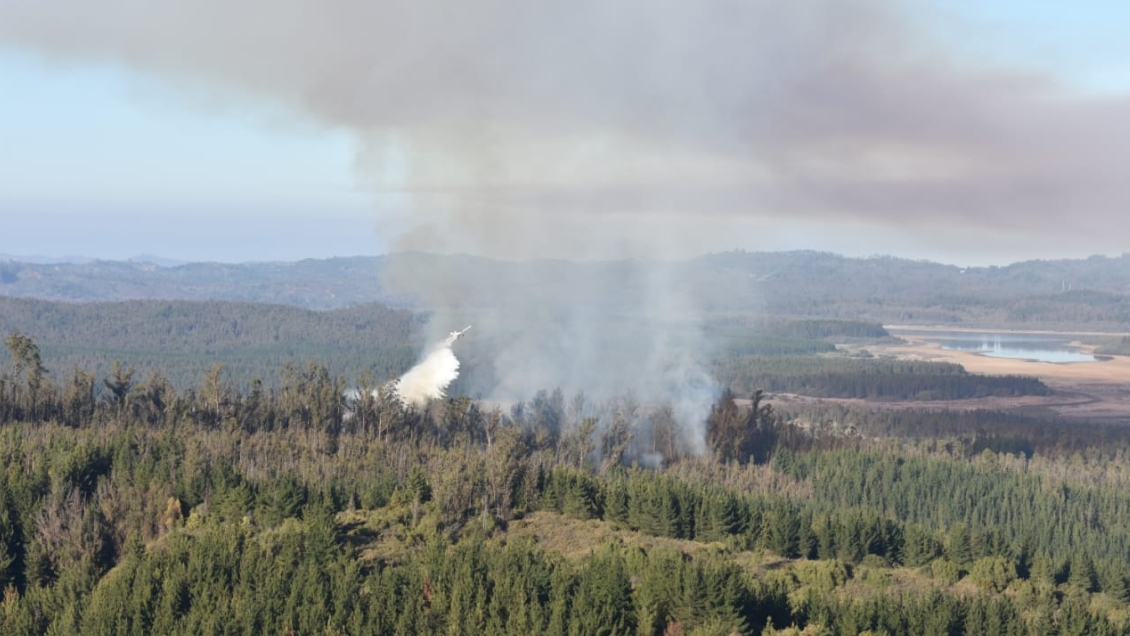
[[5, 0, 1130, 452], [3, 1, 1129, 259]]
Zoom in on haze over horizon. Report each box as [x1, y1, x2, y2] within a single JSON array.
[[3, 0, 1130, 266], [1, 248, 1128, 272]]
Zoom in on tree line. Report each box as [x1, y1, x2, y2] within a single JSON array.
[[0, 297, 422, 389], [717, 355, 1049, 401], [2, 331, 1129, 633]]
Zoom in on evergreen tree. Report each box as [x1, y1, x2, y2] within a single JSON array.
[[569, 546, 636, 636]]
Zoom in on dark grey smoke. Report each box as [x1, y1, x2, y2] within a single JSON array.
[[2, 0, 1128, 257]]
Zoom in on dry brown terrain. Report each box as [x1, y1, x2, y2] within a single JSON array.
[[856, 327, 1130, 423]]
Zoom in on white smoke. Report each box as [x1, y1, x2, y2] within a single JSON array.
[[390, 339, 460, 407], [390, 258, 720, 456]]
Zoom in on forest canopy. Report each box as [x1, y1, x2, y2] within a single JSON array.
[[0, 325, 1127, 634]]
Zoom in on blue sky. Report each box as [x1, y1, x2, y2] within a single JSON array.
[[922, 0, 1130, 93], [2, 0, 1129, 265], [0, 51, 376, 261]]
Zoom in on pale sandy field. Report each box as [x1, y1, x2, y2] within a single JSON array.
[[856, 327, 1130, 423]]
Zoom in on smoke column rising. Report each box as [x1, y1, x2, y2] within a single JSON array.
[[382, 255, 721, 454]]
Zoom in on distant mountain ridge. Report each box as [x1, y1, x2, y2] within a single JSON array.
[[0, 256, 389, 308], [1, 251, 1128, 327]]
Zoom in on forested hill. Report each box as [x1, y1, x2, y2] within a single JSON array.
[[0, 297, 423, 388], [2, 251, 1129, 327], [0, 256, 389, 308]]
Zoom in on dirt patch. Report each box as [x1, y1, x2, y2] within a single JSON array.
[[855, 328, 1130, 423], [498, 510, 717, 561]]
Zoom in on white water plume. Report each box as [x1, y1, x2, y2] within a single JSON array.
[[391, 340, 460, 407]]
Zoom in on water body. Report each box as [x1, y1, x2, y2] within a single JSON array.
[[937, 333, 1096, 363]]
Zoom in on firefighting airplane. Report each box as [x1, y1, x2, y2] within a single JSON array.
[[444, 325, 472, 346]]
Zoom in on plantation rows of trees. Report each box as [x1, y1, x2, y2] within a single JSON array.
[[3, 330, 1130, 633], [1, 293, 1057, 415], [0, 297, 422, 389], [717, 355, 1050, 401], [1003, 290, 1130, 325], [776, 401, 1130, 457], [709, 319, 892, 342], [0, 296, 1059, 406], [1097, 335, 1130, 356], [704, 319, 894, 358]]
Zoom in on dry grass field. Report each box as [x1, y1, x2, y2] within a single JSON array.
[[867, 327, 1130, 423]]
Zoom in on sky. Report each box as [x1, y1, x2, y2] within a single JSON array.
[[2, 0, 1129, 266]]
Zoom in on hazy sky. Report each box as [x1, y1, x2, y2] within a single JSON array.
[[2, 0, 1129, 265]]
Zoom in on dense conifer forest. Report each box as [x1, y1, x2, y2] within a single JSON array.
[[716, 356, 1049, 401], [2, 326, 1130, 635], [0, 297, 1049, 408], [0, 297, 422, 389]]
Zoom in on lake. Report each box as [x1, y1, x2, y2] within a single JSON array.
[[936, 333, 1096, 363]]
